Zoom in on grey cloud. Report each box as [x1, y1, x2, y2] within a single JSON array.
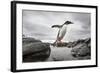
[[23, 10, 91, 42]]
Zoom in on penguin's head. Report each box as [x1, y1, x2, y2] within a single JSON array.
[[64, 21, 73, 25]]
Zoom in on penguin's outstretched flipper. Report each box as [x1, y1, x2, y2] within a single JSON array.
[[51, 25, 62, 28]]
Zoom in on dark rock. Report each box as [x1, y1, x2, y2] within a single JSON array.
[[71, 38, 91, 58], [56, 42, 68, 47], [23, 37, 42, 45], [22, 38, 51, 62], [51, 38, 87, 47]]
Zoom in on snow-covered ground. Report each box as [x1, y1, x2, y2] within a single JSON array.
[[46, 45, 77, 61]]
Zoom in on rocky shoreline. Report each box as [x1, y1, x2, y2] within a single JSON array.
[[23, 37, 91, 62]]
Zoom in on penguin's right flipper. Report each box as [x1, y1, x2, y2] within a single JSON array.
[[51, 25, 61, 28]]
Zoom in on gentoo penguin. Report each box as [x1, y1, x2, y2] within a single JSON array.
[[52, 21, 73, 46]]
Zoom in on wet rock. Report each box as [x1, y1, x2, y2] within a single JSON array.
[[23, 37, 42, 45], [22, 38, 51, 62], [55, 42, 68, 47], [51, 38, 87, 48], [71, 38, 91, 59]]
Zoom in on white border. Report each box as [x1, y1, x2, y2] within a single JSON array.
[[16, 4, 96, 70]]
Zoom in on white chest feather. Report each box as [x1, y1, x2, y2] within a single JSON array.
[[59, 25, 67, 38]]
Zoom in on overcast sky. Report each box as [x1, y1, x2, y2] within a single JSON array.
[[23, 10, 91, 42]]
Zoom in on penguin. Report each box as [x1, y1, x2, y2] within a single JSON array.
[[52, 21, 73, 46]]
